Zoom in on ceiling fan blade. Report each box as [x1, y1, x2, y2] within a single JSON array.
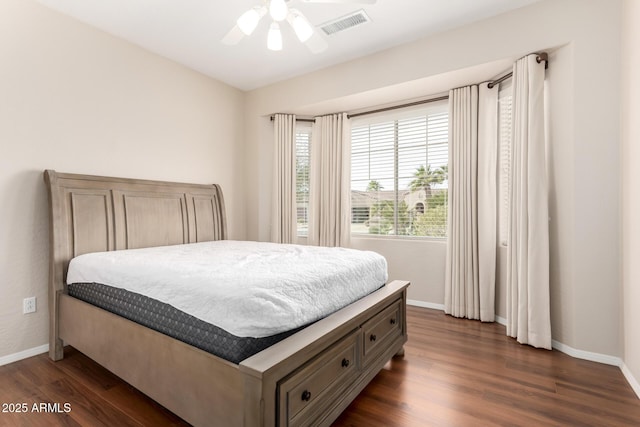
[[305, 32, 328, 54], [221, 25, 245, 45], [300, 0, 377, 4]]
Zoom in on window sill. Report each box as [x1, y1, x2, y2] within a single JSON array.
[[351, 234, 446, 243]]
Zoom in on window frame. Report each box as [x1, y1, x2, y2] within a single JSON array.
[[350, 100, 449, 240], [295, 122, 312, 238]]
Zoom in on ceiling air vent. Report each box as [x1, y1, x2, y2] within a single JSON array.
[[319, 9, 371, 36]]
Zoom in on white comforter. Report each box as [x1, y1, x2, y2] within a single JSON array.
[[66, 240, 388, 338]]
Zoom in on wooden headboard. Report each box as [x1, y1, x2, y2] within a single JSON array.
[[44, 170, 227, 358]]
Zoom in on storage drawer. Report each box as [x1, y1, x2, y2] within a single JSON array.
[[362, 299, 403, 361], [278, 330, 360, 427]]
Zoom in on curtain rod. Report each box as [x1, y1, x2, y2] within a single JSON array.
[[270, 52, 548, 122], [269, 116, 315, 122], [347, 95, 449, 119], [487, 52, 548, 89]]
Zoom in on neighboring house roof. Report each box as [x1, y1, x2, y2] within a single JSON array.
[[351, 188, 446, 211], [351, 190, 396, 208]]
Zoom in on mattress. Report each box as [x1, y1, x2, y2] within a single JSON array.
[[67, 282, 301, 364], [66, 240, 388, 338]]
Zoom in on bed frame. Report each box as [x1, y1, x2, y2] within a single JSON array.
[[44, 170, 409, 427]]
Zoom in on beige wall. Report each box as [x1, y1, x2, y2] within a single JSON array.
[[621, 0, 640, 393], [246, 0, 623, 357], [0, 0, 245, 359]]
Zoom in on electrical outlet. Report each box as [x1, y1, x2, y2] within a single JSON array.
[[23, 297, 36, 314]]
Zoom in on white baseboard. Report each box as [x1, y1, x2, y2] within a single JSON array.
[[497, 315, 622, 367], [621, 363, 640, 399], [0, 344, 49, 367], [407, 299, 444, 311], [463, 315, 625, 367], [551, 339, 623, 367]]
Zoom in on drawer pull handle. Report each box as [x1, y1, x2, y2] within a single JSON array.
[[301, 390, 311, 402], [370, 334, 377, 342], [341, 358, 350, 368], [390, 318, 396, 325]]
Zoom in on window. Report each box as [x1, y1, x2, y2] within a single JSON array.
[[351, 102, 449, 238], [295, 124, 312, 237], [498, 85, 513, 246]]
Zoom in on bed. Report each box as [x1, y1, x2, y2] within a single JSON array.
[[44, 170, 409, 427]]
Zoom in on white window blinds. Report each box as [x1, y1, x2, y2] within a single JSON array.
[[351, 102, 449, 238], [498, 86, 513, 246], [295, 125, 311, 237]]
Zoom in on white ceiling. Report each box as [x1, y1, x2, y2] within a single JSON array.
[[37, 0, 541, 91]]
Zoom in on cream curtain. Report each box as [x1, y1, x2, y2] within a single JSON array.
[[271, 113, 297, 244], [445, 83, 498, 321], [506, 55, 551, 349], [478, 83, 498, 321], [308, 113, 351, 247]]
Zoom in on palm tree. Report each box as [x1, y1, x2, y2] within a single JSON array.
[[409, 165, 447, 199]]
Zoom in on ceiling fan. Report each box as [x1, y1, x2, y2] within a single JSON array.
[[222, 0, 377, 53]]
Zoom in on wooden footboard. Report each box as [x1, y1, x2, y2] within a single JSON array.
[[58, 280, 409, 426], [241, 280, 408, 427]]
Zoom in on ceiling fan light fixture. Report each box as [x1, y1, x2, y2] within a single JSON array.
[[267, 22, 283, 51], [288, 9, 313, 43], [269, 0, 288, 22], [225, 0, 376, 52], [237, 6, 266, 36]]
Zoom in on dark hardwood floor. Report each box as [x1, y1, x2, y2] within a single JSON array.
[[1, 306, 639, 426], [335, 307, 640, 426]]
